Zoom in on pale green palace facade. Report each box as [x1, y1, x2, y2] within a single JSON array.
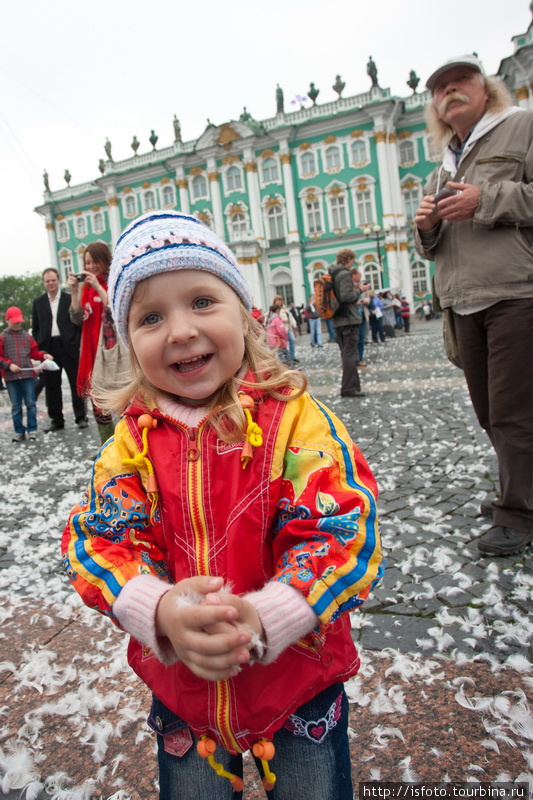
[[34, 4, 533, 311]]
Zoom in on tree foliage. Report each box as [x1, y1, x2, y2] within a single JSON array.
[[0, 274, 44, 330]]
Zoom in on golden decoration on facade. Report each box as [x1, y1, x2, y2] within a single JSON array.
[[399, 242, 409, 251], [306, 192, 318, 202], [239, 256, 259, 264], [329, 186, 343, 196], [190, 167, 203, 176], [397, 130, 413, 140], [388, 133, 397, 143], [280, 153, 291, 164], [45, 222, 54, 230], [56, 214, 65, 221], [74, 209, 82, 216], [324, 135, 337, 144], [197, 212, 210, 224], [229, 204, 243, 215], [107, 197, 119, 207], [160, 177, 171, 184], [142, 181, 152, 189], [244, 162, 258, 172], [91, 205, 100, 211], [374, 131, 387, 143], [222, 155, 240, 164], [176, 179, 188, 189], [265, 196, 281, 208], [299, 142, 312, 150], [208, 171, 219, 182], [350, 130, 364, 138], [515, 86, 529, 100], [356, 183, 368, 192], [364, 254, 375, 262], [260, 148, 276, 158], [384, 243, 397, 252], [216, 125, 241, 146], [403, 179, 417, 190], [122, 187, 132, 193]]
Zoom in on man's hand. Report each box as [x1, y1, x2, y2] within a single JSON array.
[[414, 195, 440, 231], [155, 576, 252, 681], [436, 181, 481, 221]]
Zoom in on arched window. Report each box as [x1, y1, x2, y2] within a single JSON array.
[[227, 166, 242, 191], [399, 139, 416, 164], [351, 139, 366, 163], [58, 221, 68, 240], [162, 185, 174, 206], [330, 194, 348, 229], [93, 213, 104, 233], [301, 151, 315, 174], [412, 261, 429, 293], [262, 158, 278, 183], [363, 263, 382, 291], [144, 190, 156, 211], [267, 205, 284, 239], [273, 278, 294, 305], [325, 146, 341, 170], [125, 195, 136, 216], [192, 175, 207, 199], [305, 198, 322, 234], [76, 217, 86, 236], [403, 185, 421, 220], [356, 189, 373, 226], [230, 213, 247, 237]]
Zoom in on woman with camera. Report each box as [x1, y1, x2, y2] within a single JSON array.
[[67, 242, 118, 444]]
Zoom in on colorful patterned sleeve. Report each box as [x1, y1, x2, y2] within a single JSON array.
[[61, 419, 169, 623], [270, 393, 384, 626]]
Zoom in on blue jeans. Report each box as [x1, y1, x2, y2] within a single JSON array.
[[358, 319, 366, 362], [325, 318, 337, 342], [6, 378, 37, 434], [309, 317, 323, 346], [154, 682, 353, 800], [287, 328, 296, 360]]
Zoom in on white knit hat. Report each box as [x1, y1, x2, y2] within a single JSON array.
[[108, 211, 253, 345]]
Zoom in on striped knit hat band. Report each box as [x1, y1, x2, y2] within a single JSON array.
[[108, 211, 253, 345]]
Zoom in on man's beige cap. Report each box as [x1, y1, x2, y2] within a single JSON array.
[[426, 54, 486, 92]]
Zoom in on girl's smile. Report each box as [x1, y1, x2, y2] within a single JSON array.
[[128, 270, 247, 404]]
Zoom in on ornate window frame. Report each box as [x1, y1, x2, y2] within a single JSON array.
[[325, 181, 350, 235], [74, 214, 87, 239], [401, 175, 423, 222], [92, 210, 105, 234], [58, 248, 73, 279], [349, 136, 370, 168], [269, 266, 294, 305], [161, 184, 176, 208], [194, 208, 214, 229], [261, 194, 287, 243], [296, 146, 318, 180], [123, 192, 138, 219], [259, 154, 282, 188], [143, 189, 157, 212], [222, 163, 245, 195], [349, 175, 377, 228], [56, 219, 69, 242], [224, 201, 250, 241], [362, 260, 382, 291], [411, 259, 431, 295], [298, 186, 325, 238], [398, 137, 418, 167], [191, 173, 209, 201], [423, 132, 442, 163]]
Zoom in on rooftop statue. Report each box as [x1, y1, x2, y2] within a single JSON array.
[[98, 159, 105, 175], [367, 55, 379, 88], [104, 138, 113, 161], [131, 135, 140, 154], [149, 130, 158, 150], [332, 75, 345, 99], [407, 70, 420, 94], [173, 115, 182, 143], [43, 169, 50, 192], [308, 82, 319, 105], [64, 169, 71, 186], [276, 84, 284, 114]]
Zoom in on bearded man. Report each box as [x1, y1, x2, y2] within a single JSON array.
[[415, 55, 533, 557]]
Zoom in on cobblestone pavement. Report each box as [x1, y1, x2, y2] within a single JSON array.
[[0, 319, 531, 799]]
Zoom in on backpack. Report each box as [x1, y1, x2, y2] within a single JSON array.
[[313, 273, 339, 319]]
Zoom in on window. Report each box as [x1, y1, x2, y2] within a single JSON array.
[[59, 252, 72, 279], [192, 175, 208, 199], [267, 205, 285, 239], [144, 190, 156, 211], [76, 217, 86, 236], [356, 190, 373, 226], [93, 213, 104, 233], [262, 158, 278, 183], [306, 199, 322, 234], [125, 195, 136, 216], [162, 185, 174, 207], [274, 282, 294, 305], [330, 195, 347, 229], [301, 151, 316, 174], [403, 185, 421, 220], [58, 221, 68, 240], [363, 263, 382, 291], [230, 213, 247, 238], [325, 146, 341, 170], [227, 166, 242, 191], [351, 139, 366, 163], [412, 261, 429, 294], [399, 139, 416, 164]]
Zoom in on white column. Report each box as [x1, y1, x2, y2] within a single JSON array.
[[384, 243, 401, 292], [373, 130, 395, 225], [387, 134, 406, 229], [206, 158, 225, 239], [279, 151, 299, 244], [398, 241, 414, 309], [105, 186, 122, 244], [175, 166, 190, 213], [288, 245, 306, 306], [44, 212, 60, 274], [243, 153, 264, 245], [515, 86, 532, 109], [239, 258, 264, 308]]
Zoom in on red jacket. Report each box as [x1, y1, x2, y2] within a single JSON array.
[[63, 383, 382, 752]]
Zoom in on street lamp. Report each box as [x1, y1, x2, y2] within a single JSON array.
[[362, 223, 391, 270]]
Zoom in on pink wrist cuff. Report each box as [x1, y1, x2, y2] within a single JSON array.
[[113, 574, 178, 666], [245, 581, 318, 665]]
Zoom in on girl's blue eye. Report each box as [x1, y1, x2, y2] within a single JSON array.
[[143, 313, 161, 325], [195, 298, 212, 309]]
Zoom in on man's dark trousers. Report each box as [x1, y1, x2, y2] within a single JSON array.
[[336, 324, 361, 395], [454, 298, 533, 533], [45, 337, 86, 426]]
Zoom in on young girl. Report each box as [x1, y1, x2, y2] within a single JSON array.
[[265, 304, 290, 361], [62, 211, 383, 800]]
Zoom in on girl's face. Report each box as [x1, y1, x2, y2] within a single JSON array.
[[84, 251, 106, 275], [128, 270, 247, 405]]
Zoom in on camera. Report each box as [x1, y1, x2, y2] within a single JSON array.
[[75, 274, 86, 282], [432, 187, 456, 213]]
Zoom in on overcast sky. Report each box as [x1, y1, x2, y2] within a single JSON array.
[[0, 0, 530, 278]]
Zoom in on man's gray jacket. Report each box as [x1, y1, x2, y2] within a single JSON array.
[[329, 262, 361, 328], [414, 110, 533, 308]]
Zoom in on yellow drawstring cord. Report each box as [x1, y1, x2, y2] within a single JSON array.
[[238, 394, 263, 469], [197, 737, 244, 792], [121, 414, 159, 522], [252, 740, 277, 791]]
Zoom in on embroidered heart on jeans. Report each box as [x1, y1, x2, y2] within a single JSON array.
[[306, 719, 328, 743]]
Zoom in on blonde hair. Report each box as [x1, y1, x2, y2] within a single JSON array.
[[92, 305, 307, 444], [425, 75, 514, 151]]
